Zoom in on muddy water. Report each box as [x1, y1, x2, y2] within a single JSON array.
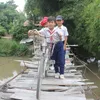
[[85, 63, 100, 99], [0, 57, 26, 80], [0, 57, 100, 99]]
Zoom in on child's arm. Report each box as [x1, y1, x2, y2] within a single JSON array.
[[28, 29, 39, 36], [28, 29, 45, 37], [59, 33, 62, 40], [64, 36, 68, 50], [57, 29, 63, 41], [64, 27, 69, 50]]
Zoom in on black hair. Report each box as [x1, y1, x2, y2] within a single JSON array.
[[48, 16, 56, 22]]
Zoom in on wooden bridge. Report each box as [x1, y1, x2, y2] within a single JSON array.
[[0, 45, 97, 100]]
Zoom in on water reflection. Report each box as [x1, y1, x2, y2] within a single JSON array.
[[0, 71, 17, 85], [0, 57, 23, 80], [85, 63, 100, 99], [0, 57, 100, 99]]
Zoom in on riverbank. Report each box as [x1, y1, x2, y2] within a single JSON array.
[[0, 39, 28, 57], [1, 34, 12, 40]]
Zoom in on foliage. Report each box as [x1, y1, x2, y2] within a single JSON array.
[[25, 0, 100, 58], [79, 0, 100, 58], [0, 26, 7, 36], [24, 0, 41, 22], [0, 0, 17, 33], [0, 0, 26, 34], [10, 19, 37, 41], [10, 24, 29, 41], [0, 39, 28, 56]]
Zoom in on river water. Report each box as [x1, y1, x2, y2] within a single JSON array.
[[0, 57, 26, 80], [85, 63, 100, 99], [0, 57, 100, 99]]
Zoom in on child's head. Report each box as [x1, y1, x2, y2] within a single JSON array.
[[48, 16, 56, 29], [40, 17, 48, 27], [56, 15, 64, 27]]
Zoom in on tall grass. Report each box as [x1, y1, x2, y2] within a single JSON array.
[[0, 39, 28, 56]]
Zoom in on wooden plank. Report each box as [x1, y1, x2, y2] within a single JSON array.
[[41, 85, 98, 91], [0, 55, 95, 100], [10, 91, 86, 100], [7, 88, 34, 93], [41, 91, 86, 100], [0, 92, 12, 100], [47, 73, 83, 78], [42, 78, 94, 86], [43, 77, 88, 82], [10, 90, 35, 100]]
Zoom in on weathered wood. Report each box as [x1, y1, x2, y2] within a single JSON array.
[[0, 92, 12, 100], [41, 78, 94, 86], [0, 49, 96, 100], [10, 91, 86, 100]]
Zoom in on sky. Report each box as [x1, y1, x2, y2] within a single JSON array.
[[0, 0, 25, 12]]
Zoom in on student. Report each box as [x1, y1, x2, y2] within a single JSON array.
[[55, 15, 69, 51], [40, 16, 65, 79], [40, 17, 48, 27], [39, 16, 62, 45], [55, 15, 69, 78], [28, 16, 65, 79], [39, 17, 48, 51]]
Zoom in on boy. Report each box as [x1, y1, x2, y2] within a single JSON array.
[[28, 16, 65, 79], [56, 15, 69, 51], [54, 15, 69, 79], [39, 16, 65, 79], [40, 17, 48, 27]]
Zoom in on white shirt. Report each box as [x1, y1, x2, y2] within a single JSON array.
[[55, 25, 69, 41], [39, 27, 62, 43]]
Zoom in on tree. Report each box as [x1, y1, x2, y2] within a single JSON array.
[[24, 0, 41, 22], [0, 25, 7, 36], [24, 0, 100, 58], [0, 0, 25, 34]]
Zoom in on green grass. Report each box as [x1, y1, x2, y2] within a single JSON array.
[[0, 39, 28, 56]]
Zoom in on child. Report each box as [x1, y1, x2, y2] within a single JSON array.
[[55, 15, 69, 79], [39, 16, 62, 44], [39, 17, 48, 51], [28, 16, 65, 79], [40, 17, 48, 27], [55, 15, 69, 51], [40, 16, 65, 79]]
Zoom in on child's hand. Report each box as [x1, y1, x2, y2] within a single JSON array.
[[28, 30, 38, 36], [59, 33, 62, 40], [33, 30, 39, 35], [64, 44, 67, 50], [28, 30, 33, 36]]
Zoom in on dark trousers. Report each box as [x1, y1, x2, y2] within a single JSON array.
[[51, 41, 65, 74]]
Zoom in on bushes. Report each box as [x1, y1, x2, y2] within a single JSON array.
[[0, 39, 28, 56], [10, 25, 28, 41], [10, 23, 36, 41], [76, 0, 100, 58], [0, 26, 6, 36]]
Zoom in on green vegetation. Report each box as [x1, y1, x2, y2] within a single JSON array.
[[0, 39, 28, 56], [0, 0, 100, 58], [0, 0, 28, 40], [0, 26, 7, 36], [0, 0, 19, 34], [0, 0, 29, 56], [80, 0, 100, 58], [25, 0, 100, 58]]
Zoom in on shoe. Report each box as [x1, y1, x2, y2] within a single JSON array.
[[49, 65, 54, 70], [60, 74, 65, 79], [55, 73, 60, 79]]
